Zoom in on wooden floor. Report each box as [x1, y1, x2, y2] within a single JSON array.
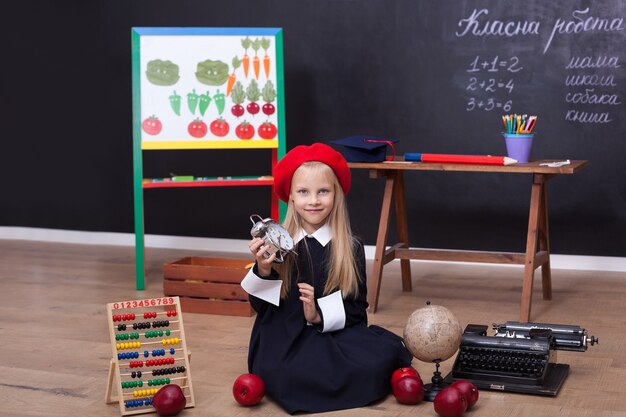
[[1, 239, 625, 417]]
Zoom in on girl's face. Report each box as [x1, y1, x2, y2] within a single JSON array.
[[289, 164, 335, 234]]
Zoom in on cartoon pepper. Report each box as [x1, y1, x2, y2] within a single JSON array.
[[187, 89, 199, 115], [213, 90, 226, 115], [198, 91, 211, 116], [169, 91, 181, 116]]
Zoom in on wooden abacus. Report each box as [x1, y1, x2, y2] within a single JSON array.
[[105, 296, 195, 415]]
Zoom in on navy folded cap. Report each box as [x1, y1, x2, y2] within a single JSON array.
[[329, 136, 399, 162]]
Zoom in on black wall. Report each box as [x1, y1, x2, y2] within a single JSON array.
[[2, 0, 625, 257]]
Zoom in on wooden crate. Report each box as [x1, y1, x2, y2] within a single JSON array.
[[163, 257, 255, 317]]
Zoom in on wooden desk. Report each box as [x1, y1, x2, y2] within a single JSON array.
[[348, 160, 588, 322]]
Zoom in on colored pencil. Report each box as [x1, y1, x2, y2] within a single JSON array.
[[404, 153, 517, 165], [503, 114, 537, 134]]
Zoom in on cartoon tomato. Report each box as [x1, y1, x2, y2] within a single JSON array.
[[258, 122, 277, 139], [235, 121, 255, 140], [210, 118, 229, 137], [142, 116, 162, 135], [188, 119, 208, 138]]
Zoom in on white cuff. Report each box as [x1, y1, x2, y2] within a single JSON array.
[[317, 290, 345, 333], [240, 268, 282, 306]]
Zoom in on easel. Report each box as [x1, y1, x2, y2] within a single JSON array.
[[105, 297, 195, 416], [131, 27, 287, 290]]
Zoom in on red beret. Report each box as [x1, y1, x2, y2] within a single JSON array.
[[273, 143, 351, 202]]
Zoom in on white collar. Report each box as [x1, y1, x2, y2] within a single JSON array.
[[294, 223, 332, 247]]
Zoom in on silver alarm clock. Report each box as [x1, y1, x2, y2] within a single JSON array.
[[249, 214, 296, 263]]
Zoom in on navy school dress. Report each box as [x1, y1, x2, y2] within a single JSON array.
[[243, 234, 412, 414]]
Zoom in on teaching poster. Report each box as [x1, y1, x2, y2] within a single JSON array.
[[132, 27, 285, 149]]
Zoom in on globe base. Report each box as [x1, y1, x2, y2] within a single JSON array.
[[423, 360, 450, 401]]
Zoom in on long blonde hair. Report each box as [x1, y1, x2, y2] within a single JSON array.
[[275, 162, 360, 299]]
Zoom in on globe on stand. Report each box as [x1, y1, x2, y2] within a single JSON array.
[[403, 301, 463, 401]]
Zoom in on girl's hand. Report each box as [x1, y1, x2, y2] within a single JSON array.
[[248, 237, 276, 277], [298, 283, 321, 324]]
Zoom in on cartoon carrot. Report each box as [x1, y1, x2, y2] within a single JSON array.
[[241, 37, 251, 78], [260, 38, 271, 78], [227, 56, 242, 97], [252, 38, 261, 80]]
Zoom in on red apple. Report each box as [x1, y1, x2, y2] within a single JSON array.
[[391, 367, 421, 387], [451, 380, 479, 409], [233, 373, 265, 406], [152, 384, 186, 416], [434, 386, 467, 417], [392, 375, 424, 404]]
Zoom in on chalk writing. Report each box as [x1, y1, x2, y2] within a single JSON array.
[[565, 55, 621, 69], [564, 55, 621, 124], [466, 97, 512, 112], [564, 110, 612, 124], [545, 8, 625, 54], [456, 9, 540, 38], [467, 78, 515, 93], [455, 8, 625, 54], [564, 74, 617, 87], [467, 56, 523, 73], [454, 6, 624, 123], [464, 56, 519, 112]]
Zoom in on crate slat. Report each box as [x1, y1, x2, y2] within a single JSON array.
[[178, 297, 255, 317], [163, 257, 255, 317]]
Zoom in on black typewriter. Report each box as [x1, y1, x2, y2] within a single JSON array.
[[444, 322, 597, 396]]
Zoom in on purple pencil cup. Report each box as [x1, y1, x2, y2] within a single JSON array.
[[503, 133, 535, 163]]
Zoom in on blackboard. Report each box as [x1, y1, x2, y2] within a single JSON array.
[[2, 0, 625, 257]]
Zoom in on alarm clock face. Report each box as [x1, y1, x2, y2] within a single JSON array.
[[266, 224, 294, 250]]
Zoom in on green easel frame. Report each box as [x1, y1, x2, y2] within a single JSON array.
[[131, 27, 287, 289]]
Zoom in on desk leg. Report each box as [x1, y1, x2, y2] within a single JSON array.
[[538, 178, 552, 301], [520, 174, 550, 322], [369, 171, 396, 313], [394, 171, 412, 292]]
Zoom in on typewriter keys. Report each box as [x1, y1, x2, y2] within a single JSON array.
[[249, 214, 295, 263]]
